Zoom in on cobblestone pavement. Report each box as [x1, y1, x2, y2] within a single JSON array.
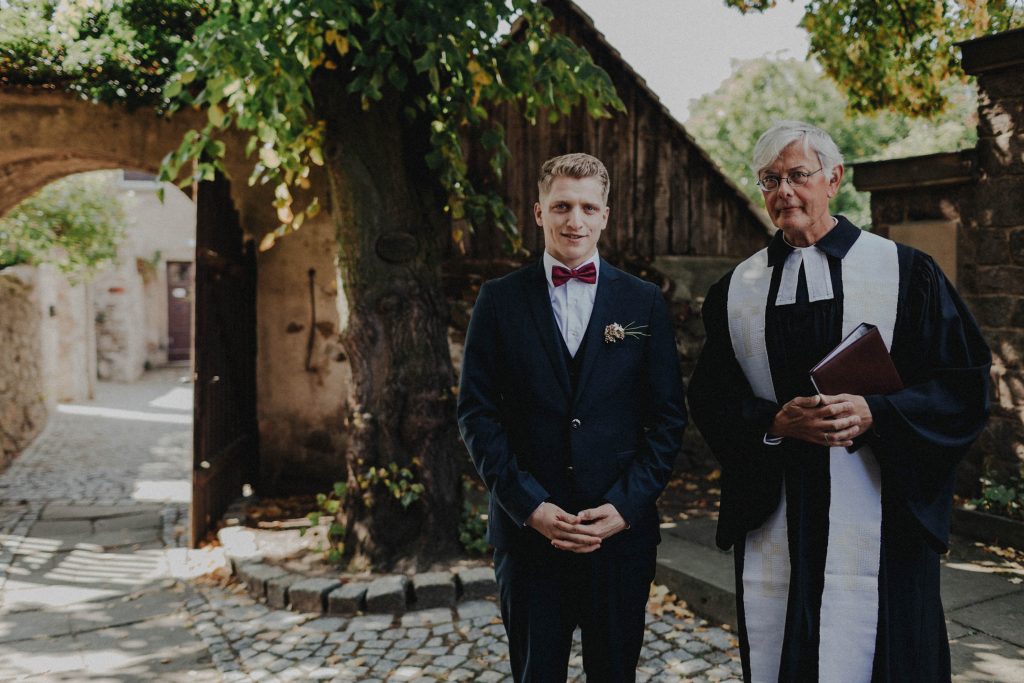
[[187, 582, 743, 682], [0, 368, 743, 682]]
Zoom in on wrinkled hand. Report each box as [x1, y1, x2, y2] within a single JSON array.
[[822, 393, 873, 435], [526, 502, 600, 553], [550, 503, 628, 553], [768, 393, 864, 448]]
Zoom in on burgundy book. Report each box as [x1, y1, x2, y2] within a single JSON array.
[[810, 323, 904, 396]]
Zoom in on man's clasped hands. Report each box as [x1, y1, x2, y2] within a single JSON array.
[[770, 392, 874, 449], [527, 501, 627, 553]]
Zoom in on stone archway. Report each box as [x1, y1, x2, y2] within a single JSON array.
[[0, 87, 282, 233], [0, 87, 265, 544]]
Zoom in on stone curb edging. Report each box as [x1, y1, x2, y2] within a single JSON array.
[[952, 507, 1024, 550], [218, 526, 497, 616]]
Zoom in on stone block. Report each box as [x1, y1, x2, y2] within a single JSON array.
[[400, 607, 454, 627], [237, 563, 288, 600], [949, 632, 1024, 682], [365, 575, 410, 614], [977, 179, 1024, 228], [979, 70, 1024, 102], [410, 571, 457, 609], [975, 265, 1024, 295], [988, 329, 1024, 367], [456, 599, 500, 620], [977, 134, 1024, 177], [218, 526, 261, 563], [958, 262, 978, 295], [978, 98, 1024, 138], [328, 582, 368, 616], [1008, 228, 1024, 265], [964, 295, 1019, 327], [288, 577, 341, 614], [267, 573, 304, 610], [977, 229, 1011, 265], [456, 567, 497, 601]]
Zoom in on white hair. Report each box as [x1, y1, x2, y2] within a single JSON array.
[[751, 120, 844, 181]]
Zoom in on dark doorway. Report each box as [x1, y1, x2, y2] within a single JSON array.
[[167, 261, 194, 362]]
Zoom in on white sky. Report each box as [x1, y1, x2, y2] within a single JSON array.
[[573, 0, 810, 121]]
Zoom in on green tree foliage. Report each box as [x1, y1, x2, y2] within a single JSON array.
[[2, 0, 622, 246], [0, 172, 125, 276], [0, 0, 207, 106], [686, 58, 979, 226], [725, 0, 1023, 116], [158, 0, 623, 248]]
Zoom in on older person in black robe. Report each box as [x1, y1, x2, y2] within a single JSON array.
[[688, 120, 990, 682]]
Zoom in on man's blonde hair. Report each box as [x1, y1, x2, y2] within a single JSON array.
[[537, 153, 610, 203]]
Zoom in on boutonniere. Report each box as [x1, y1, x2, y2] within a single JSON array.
[[603, 321, 649, 344]]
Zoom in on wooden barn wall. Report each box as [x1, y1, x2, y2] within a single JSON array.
[[457, 3, 769, 262]]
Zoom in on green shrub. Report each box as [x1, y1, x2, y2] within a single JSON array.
[[459, 477, 489, 556], [970, 477, 1024, 522]]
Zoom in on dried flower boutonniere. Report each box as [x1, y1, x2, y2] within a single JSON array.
[[603, 321, 649, 344]]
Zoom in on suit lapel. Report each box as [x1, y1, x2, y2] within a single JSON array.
[[573, 259, 619, 410], [523, 260, 572, 399]]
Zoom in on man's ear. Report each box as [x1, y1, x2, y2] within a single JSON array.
[[828, 165, 845, 196], [534, 201, 543, 227]]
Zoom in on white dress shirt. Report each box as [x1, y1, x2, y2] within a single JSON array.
[[543, 251, 599, 357]]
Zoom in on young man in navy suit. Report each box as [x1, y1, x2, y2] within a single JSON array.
[[458, 153, 687, 682]]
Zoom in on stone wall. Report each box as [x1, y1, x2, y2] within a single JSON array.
[[34, 264, 95, 403], [854, 28, 1024, 492], [964, 30, 1024, 487], [94, 242, 149, 382], [0, 268, 47, 470], [117, 175, 197, 367], [256, 213, 351, 493]]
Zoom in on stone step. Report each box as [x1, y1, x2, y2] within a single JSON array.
[[222, 524, 498, 615], [655, 530, 737, 628]]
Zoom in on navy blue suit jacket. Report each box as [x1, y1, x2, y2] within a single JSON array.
[[457, 258, 687, 556]]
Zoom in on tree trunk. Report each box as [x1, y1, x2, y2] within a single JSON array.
[[315, 77, 463, 570]]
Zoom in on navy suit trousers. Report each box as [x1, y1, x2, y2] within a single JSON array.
[[494, 544, 657, 683]]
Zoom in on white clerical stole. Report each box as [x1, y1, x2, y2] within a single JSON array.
[[726, 228, 899, 683]]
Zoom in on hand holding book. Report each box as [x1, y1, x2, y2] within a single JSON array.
[[767, 324, 901, 448], [810, 323, 903, 396]]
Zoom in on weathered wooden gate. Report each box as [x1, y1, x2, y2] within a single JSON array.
[[191, 174, 258, 547]]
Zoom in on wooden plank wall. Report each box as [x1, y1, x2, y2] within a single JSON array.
[[458, 0, 770, 262]]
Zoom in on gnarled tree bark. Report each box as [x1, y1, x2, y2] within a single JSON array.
[[316, 75, 463, 570]]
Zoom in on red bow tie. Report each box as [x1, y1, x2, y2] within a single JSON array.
[[552, 262, 597, 287]]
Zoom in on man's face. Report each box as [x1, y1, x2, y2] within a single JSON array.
[[759, 142, 842, 237], [534, 175, 610, 269]]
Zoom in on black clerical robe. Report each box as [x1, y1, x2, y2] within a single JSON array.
[[688, 217, 991, 682]]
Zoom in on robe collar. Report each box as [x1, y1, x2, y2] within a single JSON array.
[[766, 215, 861, 268]]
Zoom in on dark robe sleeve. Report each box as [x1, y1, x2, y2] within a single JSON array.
[[864, 251, 991, 552], [688, 274, 785, 549]]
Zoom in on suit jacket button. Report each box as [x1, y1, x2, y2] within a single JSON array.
[[571, 418, 581, 430]]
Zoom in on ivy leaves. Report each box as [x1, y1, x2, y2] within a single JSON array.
[[158, 0, 623, 250]]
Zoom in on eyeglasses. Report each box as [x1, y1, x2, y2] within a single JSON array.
[[756, 168, 823, 192]]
